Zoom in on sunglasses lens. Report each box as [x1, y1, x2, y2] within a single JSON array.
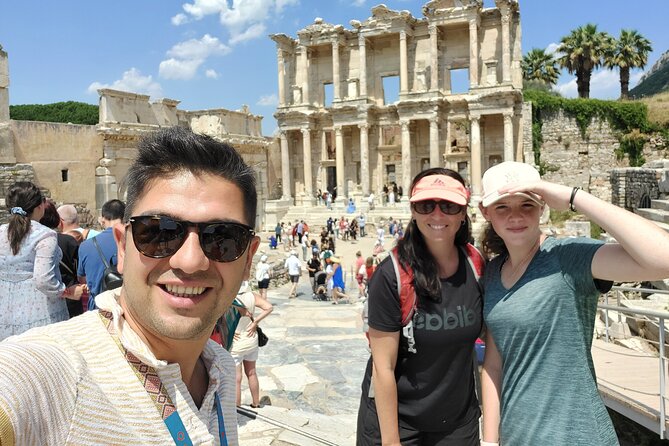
[[201, 223, 251, 262], [440, 202, 464, 215], [131, 216, 184, 258], [413, 201, 436, 214]]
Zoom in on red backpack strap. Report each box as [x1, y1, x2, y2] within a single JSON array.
[[389, 246, 416, 326], [462, 243, 485, 282]]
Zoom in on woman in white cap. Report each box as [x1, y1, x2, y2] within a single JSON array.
[[479, 161, 669, 446], [357, 168, 484, 445], [255, 254, 272, 300]]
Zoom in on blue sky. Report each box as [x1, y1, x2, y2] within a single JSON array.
[[1, 0, 668, 135]]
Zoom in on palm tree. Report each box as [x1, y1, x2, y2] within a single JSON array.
[[604, 29, 652, 99], [558, 24, 612, 98], [522, 48, 560, 86]]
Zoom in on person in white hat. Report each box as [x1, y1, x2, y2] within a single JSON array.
[[357, 168, 483, 445], [254, 254, 272, 300], [478, 161, 669, 446]]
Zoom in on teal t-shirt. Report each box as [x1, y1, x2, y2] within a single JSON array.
[[483, 237, 618, 446]]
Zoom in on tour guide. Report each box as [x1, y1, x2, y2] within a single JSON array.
[[0, 127, 260, 445]]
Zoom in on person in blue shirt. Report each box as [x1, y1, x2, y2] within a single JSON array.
[[77, 199, 125, 310]]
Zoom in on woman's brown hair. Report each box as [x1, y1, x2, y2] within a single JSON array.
[[6, 182, 44, 255]]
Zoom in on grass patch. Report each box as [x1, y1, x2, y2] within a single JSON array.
[[639, 91, 669, 127], [549, 209, 572, 228]]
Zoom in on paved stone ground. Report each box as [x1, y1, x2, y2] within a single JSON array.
[[237, 230, 390, 445]]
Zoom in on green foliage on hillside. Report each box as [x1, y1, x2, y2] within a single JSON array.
[[524, 89, 660, 169], [629, 58, 669, 98], [9, 101, 99, 125]]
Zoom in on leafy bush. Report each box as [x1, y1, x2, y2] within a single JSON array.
[[10, 101, 99, 125]]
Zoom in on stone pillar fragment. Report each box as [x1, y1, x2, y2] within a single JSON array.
[[503, 112, 514, 162], [302, 128, 313, 198], [401, 121, 411, 193], [332, 39, 340, 101], [277, 49, 286, 106], [469, 19, 479, 89], [335, 126, 345, 197], [359, 124, 370, 196], [429, 117, 440, 168], [429, 25, 439, 91], [358, 35, 367, 97], [300, 45, 309, 105], [400, 30, 408, 94], [280, 131, 292, 199], [501, 7, 511, 83], [470, 115, 482, 196]]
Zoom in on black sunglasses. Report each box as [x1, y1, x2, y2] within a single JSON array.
[[412, 200, 465, 215], [128, 215, 255, 263]]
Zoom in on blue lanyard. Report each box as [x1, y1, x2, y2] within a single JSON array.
[[164, 394, 227, 446], [98, 311, 228, 445]]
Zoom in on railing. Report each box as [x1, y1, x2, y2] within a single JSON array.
[[598, 285, 669, 439]]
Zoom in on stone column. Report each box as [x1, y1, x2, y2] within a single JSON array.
[[429, 25, 439, 91], [359, 123, 370, 196], [503, 112, 514, 162], [445, 119, 452, 155], [429, 117, 440, 168], [0, 48, 14, 164], [335, 126, 345, 198], [400, 30, 409, 94], [401, 121, 412, 193], [468, 18, 479, 89], [469, 115, 482, 197], [277, 48, 286, 106], [300, 45, 309, 105], [358, 35, 367, 97], [280, 131, 292, 199], [301, 128, 313, 198], [501, 7, 511, 83], [332, 39, 341, 101]]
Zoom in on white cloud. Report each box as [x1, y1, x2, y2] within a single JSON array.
[[159, 34, 230, 80], [545, 42, 560, 55], [173, 0, 299, 45], [229, 23, 266, 45], [554, 69, 624, 100], [351, 0, 366, 6], [205, 69, 219, 79], [257, 93, 278, 106], [171, 13, 189, 25], [87, 68, 163, 98]]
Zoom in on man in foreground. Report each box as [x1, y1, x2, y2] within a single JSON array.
[[0, 126, 260, 445]]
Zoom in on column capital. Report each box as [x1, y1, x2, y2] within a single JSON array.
[[469, 17, 480, 28], [429, 116, 440, 125], [400, 120, 410, 130], [334, 126, 342, 134], [358, 34, 366, 45], [358, 123, 369, 130], [469, 113, 481, 123], [279, 130, 288, 138], [400, 29, 407, 41], [428, 24, 437, 35], [503, 111, 514, 121], [301, 127, 311, 136]]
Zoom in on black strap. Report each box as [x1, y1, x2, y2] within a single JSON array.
[[92, 237, 111, 269]]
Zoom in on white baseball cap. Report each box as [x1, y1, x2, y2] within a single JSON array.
[[481, 161, 544, 207]]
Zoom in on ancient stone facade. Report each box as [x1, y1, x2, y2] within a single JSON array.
[[96, 89, 272, 229], [271, 0, 523, 207], [0, 48, 14, 165]]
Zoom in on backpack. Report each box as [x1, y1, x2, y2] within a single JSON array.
[[92, 238, 123, 309], [387, 243, 484, 354]]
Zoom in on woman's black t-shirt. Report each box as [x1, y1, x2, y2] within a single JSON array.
[[362, 248, 482, 432]]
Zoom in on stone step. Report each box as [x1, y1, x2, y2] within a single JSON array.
[[651, 199, 669, 211], [636, 208, 669, 225]]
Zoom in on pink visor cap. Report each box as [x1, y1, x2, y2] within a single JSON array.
[[481, 161, 544, 207], [409, 175, 469, 205]]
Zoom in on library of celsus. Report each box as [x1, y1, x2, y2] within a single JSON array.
[[271, 0, 524, 206]]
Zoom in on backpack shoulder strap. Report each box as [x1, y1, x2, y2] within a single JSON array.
[[462, 243, 485, 282], [92, 237, 111, 269], [389, 246, 416, 327]]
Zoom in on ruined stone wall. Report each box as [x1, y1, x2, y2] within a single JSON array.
[[611, 168, 659, 211], [10, 120, 101, 211]]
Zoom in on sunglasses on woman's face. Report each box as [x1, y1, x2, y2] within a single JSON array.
[[412, 200, 464, 215], [128, 215, 255, 263]]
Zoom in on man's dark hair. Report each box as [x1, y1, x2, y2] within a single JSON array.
[[124, 126, 257, 227], [39, 199, 61, 229], [101, 199, 126, 221]]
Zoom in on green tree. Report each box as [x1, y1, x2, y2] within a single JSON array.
[[558, 24, 612, 98], [521, 48, 560, 86], [604, 29, 652, 100]]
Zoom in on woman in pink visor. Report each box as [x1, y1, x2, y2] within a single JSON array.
[[357, 168, 484, 445]]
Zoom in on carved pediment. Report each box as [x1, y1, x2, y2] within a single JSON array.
[[422, 0, 483, 18], [297, 18, 345, 40], [360, 4, 416, 29]]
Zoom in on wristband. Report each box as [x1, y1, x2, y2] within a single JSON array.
[[569, 186, 581, 212]]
